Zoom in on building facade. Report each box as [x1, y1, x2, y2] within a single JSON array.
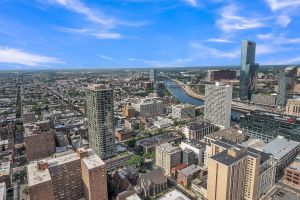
[[204, 82, 232, 129], [86, 84, 116, 159], [286, 99, 300, 116], [133, 98, 164, 117], [183, 121, 215, 140], [240, 40, 259, 101], [155, 143, 182, 175], [172, 104, 196, 120]]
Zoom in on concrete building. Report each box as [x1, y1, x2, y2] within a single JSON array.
[[240, 40, 259, 101], [155, 143, 182, 175], [122, 104, 136, 119], [204, 127, 245, 146], [149, 69, 157, 83], [27, 148, 108, 200], [133, 98, 164, 117], [180, 140, 206, 166], [286, 99, 300, 116], [24, 125, 56, 162], [153, 117, 173, 129], [284, 155, 300, 188], [182, 148, 194, 166], [154, 82, 165, 97], [204, 82, 232, 129], [206, 139, 276, 200], [0, 162, 11, 188], [172, 104, 195, 120], [251, 94, 277, 106], [183, 121, 215, 140], [177, 164, 202, 186], [208, 69, 236, 81], [260, 136, 300, 180], [86, 84, 116, 159], [0, 182, 6, 200], [158, 189, 191, 200]]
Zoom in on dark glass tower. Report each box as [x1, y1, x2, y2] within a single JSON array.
[[239, 40, 259, 101]]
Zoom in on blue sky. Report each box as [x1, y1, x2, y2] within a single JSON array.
[[0, 0, 300, 69]]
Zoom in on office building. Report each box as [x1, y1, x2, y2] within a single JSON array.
[[240, 40, 259, 101], [86, 84, 116, 159], [183, 121, 215, 140], [277, 70, 287, 106], [208, 69, 236, 81], [24, 124, 56, 162], [27, 148, 108, 200], [172, 104, 195, 120], [286, 99, 300, 116], [182, 148, 194, 166], [261, 136, 300, 180], [180, 139, 206, 166], [251, 93, 277, 106], [207, 142, 276, 200], [240, 111, 300, 142], [204, 82, 232, 129], [154, 82, 165, 97], [133, 98, 164, 117], [155, 143, 182, 175], [149, 69, 157, 83], [284, 155, 300, 188]]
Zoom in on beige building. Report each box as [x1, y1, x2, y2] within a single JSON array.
[[24, 124, 56, 162], [286, 99, 300, 116], [172, 104, 195, 120], [207, 140, 276, 200], [27, 148, 108, 200], [155, 143, 182, 175], [86, 84, 116, 159]]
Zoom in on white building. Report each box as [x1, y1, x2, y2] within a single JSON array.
[[158, 189, 191, 200], [133, 98, 164, 117], [204, 82, 232, 129], [180, 140, 206, 166], [183, 121, 215, 140], [172, 104, 195, 120], [153, 117, 173, 129]]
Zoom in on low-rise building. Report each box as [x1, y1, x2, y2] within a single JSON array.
[[204, 127, 245, 146], [183, 121, 215, 140], [155, 143, 182, 175], [177, 164, 202, 187], [286, 99, 300, 116], [153, 117, 173, 129], [172, 104, 195, 120], [284, 155, 300, 189], [115, 128, 132, 142], [138, 168, 167, 198], [0, 161, 11, 188], [133, 98, 164, 117], [261, 136, 300, 180], [158, 189, 191, 200]]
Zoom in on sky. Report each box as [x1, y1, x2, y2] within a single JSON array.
[[0, 0, 300, 70]]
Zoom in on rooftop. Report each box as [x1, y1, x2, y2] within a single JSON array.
[[186, 121, 213, 131], [86, 84, 110, 91], [181, 139, 206, 149], [156, 142, 181, 154], [158, 189, 191, 200], [287, 156, 300, 172], [82, 149, 105, 169], [138, 133, 181, 148], [179, 164, 201, 176], [205, 127, 244, 142], [261, 137, 300, 160]]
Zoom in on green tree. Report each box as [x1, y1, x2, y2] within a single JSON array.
[[126, 155, 144, 168], [125, 139, 137, 148]]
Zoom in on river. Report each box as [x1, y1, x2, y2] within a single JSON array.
[[164, 79, 241, 121]]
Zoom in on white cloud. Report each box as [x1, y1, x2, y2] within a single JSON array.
[[60, 27, 122, 39], [257, 33, 300, 44], [182, 0, 199, 7], [206, 38, 233, 43], [0, 46, 61, 66], [128, 57, 193, 67], [265, 0, 300, 11], [190, 42, 240, 58], [216, 4, 268, 32], [276, 14, 291, 27], [99, 54, 114, 61]]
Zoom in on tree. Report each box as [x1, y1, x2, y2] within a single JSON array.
[[126, 155, 144, 168], [125, 139, 137, 148]]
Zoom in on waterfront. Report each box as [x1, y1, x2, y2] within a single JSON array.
[[165, 79, 241, 121]]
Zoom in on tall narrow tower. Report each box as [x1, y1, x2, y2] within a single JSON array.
[[86, 84, 116, 159], [240, 40, 259, 101]]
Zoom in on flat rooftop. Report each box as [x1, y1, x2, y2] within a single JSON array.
[[82, 149, 105, 169], [287, 156, 300, 172], [158, 189, 191, 200], [156, 142, 181, 154], [205, 127, 244, 141], [261, 137, 300, 160], [138, 133, 181, 148], [179, 164, 201, 176]]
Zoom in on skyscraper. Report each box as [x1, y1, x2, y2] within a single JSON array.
[[204, 82, 232, 129], [240, 40, 259, 101], [86, 84, 116, 159], [150, 69, 157, 83]]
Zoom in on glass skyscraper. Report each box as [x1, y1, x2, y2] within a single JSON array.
[[239, 40, 259, 101]]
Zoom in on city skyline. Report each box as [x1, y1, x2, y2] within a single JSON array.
[[0, 0, 300, 70]]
